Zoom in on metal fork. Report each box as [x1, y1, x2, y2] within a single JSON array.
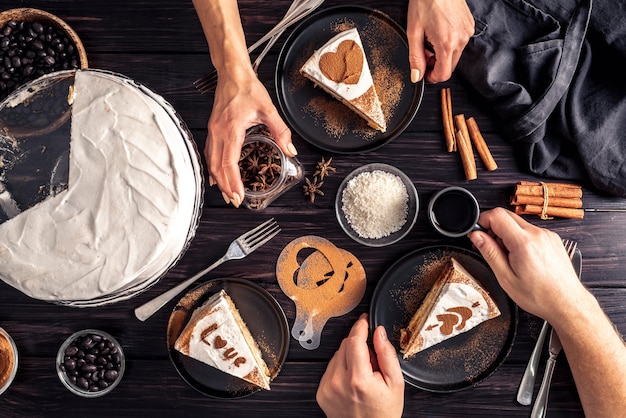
[[134, 218, 280, 321], [193, 0, 323, 94], [516, 239, 578, 405]]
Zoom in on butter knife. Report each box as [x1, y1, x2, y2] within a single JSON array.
[[530, 328, 562, 418]]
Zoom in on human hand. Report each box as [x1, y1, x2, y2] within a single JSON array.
[[316, 313, 404, 418], [205, 69, 296, 207], [468, 208, 585, 325], [406, 0, 474, 83]]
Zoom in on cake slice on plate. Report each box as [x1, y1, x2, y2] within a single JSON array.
[[400, 257, 501, 358], [300, 27, 387, 132], [174, 289, 271, 390]]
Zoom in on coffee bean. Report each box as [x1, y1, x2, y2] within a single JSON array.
[[104, 370, 118, 382], [65, 345, 78, 356]]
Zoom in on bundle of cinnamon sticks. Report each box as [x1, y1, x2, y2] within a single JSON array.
[[440, 88, 497, 181], [510, 181, 584, 219]]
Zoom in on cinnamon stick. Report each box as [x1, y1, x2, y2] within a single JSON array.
[[514, 204, 584, 220], [455, 128, 477, 181], [453, 114, 471, 149], [440, 88, 455, 152], [514, 182, 582, 199], [511, 194, 583, 209], [466, 117, 497, 171]]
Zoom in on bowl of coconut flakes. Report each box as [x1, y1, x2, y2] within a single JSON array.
[[335, 163, 418, 247]]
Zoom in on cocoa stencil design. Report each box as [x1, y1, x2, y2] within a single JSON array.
[[276, 236, 366, 350]]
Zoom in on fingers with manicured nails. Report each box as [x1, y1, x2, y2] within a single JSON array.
[[406, 2, 426, 83], [265, 115, 296, 157]]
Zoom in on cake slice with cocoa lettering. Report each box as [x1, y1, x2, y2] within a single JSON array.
[[400, 257, 501, 358], [174, 289, 271, 389], [300, 28, 386, 132]]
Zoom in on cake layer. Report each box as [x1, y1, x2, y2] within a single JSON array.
[[174, 290, 271, 390], [300, 28, 386, 132], [400, 257, 501, 357]]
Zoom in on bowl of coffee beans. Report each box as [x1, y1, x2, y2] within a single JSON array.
[[56, 329, 125, 397], [0, 8, 88, 101]]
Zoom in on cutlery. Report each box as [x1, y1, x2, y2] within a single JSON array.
[[530, 328, 562, 418], [193, 0, 324, 94], [516, 239, 578, 405], [134, 218, 280, 321]]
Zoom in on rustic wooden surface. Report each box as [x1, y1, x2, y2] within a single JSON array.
[[1, 0, 625, 417]]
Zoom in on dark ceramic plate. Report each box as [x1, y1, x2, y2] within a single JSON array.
[[167, 278, 289, 398], [275, 5, 423, 153], [369, 246, 518, 392]]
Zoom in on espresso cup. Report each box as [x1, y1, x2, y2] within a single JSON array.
[[428, 186, 485, 238]]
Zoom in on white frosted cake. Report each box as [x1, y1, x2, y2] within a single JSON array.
[[0, 70, 199, 302], [400, 257, 501, 357], [174, 290, 271, 390], [300, 28, 386, 132]]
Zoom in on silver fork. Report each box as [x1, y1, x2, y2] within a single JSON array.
[[193, 0, 323, 94], [134, 218, 280, 321], [516, 239, 578, 405]]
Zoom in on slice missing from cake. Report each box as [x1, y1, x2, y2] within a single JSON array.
[[300, 28, 387, 132], [400, 257, 501, 358], [174, 289, 271, 390]]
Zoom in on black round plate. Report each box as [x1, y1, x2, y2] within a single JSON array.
[[275, 5, 424, 153], [369, 246, 517, 392], [167, 278, 289, 398]]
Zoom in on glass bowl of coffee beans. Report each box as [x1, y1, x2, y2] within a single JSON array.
[[0, 8, 88, 101], [56, 329, 125, 397]]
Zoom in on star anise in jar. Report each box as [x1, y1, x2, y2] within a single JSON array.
[[239, 141, 281, 192], [303, 176, 324, 203]]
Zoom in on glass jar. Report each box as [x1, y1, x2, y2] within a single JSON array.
[[240, 127, 303, 210]]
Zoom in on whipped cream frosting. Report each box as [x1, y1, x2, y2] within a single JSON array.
[[417, 282, 493, 351], [0, 70, 198, 301], [301, 28, 373, 102], [175, 290, 271, 390]]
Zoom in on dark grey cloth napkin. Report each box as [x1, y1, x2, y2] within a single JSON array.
[[458, 0, 626, 196]]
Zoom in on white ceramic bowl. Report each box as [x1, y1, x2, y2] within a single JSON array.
[[335, 163, 419, 247]]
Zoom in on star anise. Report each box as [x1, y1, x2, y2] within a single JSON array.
[[239, 140, 281, 192], [314, 156, 336, 180], [303, 176, 324, 203]]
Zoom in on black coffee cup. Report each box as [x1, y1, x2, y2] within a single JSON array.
[[428, 186, 485, 237]]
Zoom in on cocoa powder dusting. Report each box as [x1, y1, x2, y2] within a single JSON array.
[[394, 252, 510, 383], [299, 16, 405, 140], [319, 40, 363, 84]]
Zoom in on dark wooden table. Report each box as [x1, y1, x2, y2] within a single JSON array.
[[1, 1, 625, 417]]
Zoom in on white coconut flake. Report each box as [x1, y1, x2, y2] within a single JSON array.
[[341, 170, 409, 239]]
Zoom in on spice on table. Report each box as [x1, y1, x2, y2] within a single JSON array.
[[440, 88, 456, 152], [313, 156, 336, 180], [303, 176, 324, 203], [510, 181, 584, 219], [466, 117, 498, 171], [454, 127, 477, 181]]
